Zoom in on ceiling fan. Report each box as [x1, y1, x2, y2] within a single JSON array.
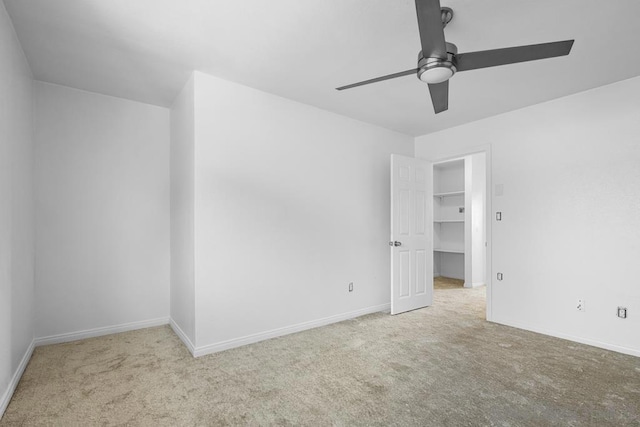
[[336, 0, 574, 114]]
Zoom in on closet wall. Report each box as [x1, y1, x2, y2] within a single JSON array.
[[433, 160, 465, 281]]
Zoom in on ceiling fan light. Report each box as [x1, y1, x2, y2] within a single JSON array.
[[419, 65, 454, 84]]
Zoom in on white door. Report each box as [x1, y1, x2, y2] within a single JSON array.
[[390, 154, 433, 315]]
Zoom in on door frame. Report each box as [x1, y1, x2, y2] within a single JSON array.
[[421, 144, 493, 322]]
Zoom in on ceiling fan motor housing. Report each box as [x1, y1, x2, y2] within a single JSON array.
[[417, 42, 458, 84]]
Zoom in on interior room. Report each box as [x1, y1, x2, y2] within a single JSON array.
[[432, 155, 486, 285], [1, 0, 639, 425]]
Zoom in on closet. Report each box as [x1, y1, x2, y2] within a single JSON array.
[[433, 154, 486, 287]]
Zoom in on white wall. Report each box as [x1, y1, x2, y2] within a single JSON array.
[[0, 1, 34, 417], [438, 252, 464, 281], [34, 82, 170, 341], [190, 72, 413, 352], [170, 74, 196, 347], [434, 161, 464, 194], [416, 77, 640, 356]]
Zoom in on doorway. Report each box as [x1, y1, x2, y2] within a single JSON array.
[[433, 154, 486, 287], [430, 148, 491, 320], [389, 149, 491, 320]]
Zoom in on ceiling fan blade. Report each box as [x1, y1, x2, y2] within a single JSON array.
[[456, 40, 574, 72], [336, 68, 418, 91], [415, 0, 447, 59], [428, 81, 448, 114]]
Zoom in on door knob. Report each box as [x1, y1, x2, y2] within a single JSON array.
[[388, 241, 402, 247]]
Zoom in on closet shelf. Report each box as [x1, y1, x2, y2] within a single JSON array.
[[434, 220, 464, 223], [433, 190, 464, 198], [434, 248, 465, 254]]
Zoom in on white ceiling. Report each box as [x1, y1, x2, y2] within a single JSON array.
[[5, 0, 640, 136]]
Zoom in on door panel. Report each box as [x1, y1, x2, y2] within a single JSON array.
[[399, 190, 410, 235], [391, 154, 433, 315], [399, 251, 411, 297], [415, 249, 427, 295]]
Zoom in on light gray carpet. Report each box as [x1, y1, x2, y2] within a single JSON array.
[[2, 278, 639, 426]]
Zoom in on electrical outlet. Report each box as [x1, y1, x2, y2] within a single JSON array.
[[617, 307, 627, 319], [577, 299, 585, 312], [348, 282, 353, 292]]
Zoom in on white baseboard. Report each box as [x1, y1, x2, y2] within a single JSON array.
[[193, 303, 390, 358], [492, 318, 640, 358], [1, 339, 35, 420], [169, 319, 195, 356], [470, 282, 485, 288], [34, 317, 169, 347]]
